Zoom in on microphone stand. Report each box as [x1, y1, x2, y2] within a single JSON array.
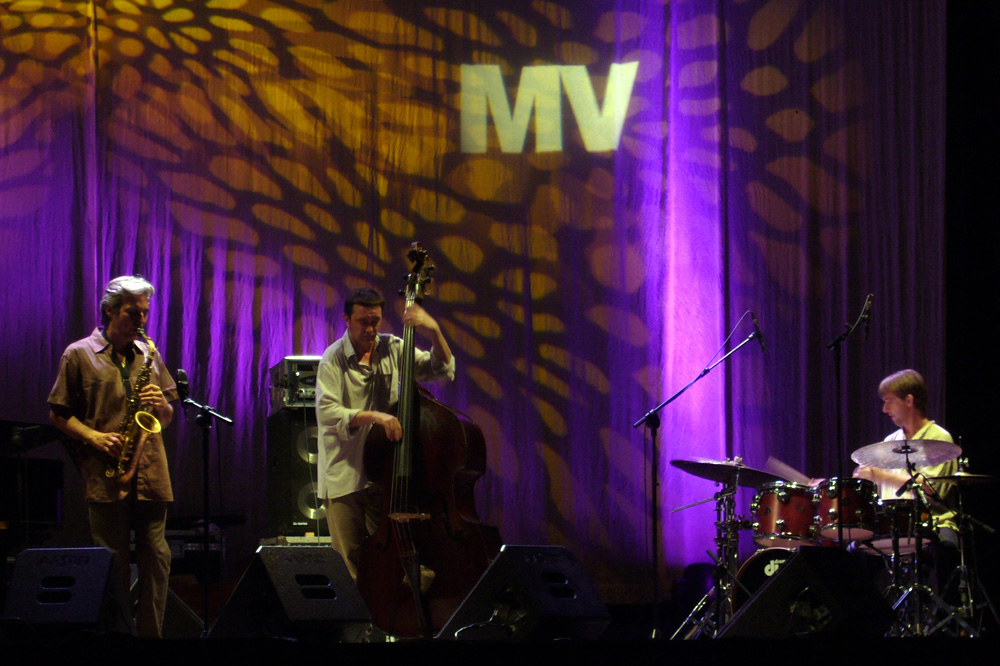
[[177, 378, 233, 636], [825, 294, 872, 547], [633, 323, 763, 638]]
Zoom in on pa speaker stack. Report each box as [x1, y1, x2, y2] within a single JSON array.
[[266, 356, 327, 537], [265, 408, 327, 537]]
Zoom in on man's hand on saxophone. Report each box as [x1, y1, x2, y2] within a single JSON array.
[[49, 407, 124, 458], [88, 430, 124, 458], [138, 382, 173, 427]]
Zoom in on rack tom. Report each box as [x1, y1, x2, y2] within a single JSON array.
[[813, 477, 877, 540], [751, 481, 816, 547]]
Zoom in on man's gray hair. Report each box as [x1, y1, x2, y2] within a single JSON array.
[[100, 275, 154, 325]]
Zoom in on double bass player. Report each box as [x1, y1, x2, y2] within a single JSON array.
[[315, 287, 455, 582]]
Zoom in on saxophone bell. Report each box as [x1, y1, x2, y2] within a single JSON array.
[[134, 410, 162, 436]]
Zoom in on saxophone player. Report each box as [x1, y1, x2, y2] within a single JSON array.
[[48, 275, 177, 638]]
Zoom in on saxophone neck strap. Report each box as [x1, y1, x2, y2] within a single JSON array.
[[105, 334, 137, 398]]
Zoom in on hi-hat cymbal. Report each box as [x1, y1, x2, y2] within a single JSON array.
[[929, 471, 997, 487], [851, 439, 961, 470], [670, 457, 783, 488]]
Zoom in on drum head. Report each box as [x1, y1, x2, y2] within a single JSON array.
[[731, 548, 796, 612]]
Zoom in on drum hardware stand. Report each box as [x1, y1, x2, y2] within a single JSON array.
[[669, 476, 749, 639], [885, 480, 979, 637], [634, 313, 763, 640], [922, 477, 998, 635]]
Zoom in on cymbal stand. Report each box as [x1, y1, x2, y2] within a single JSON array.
[[926, 484, 998, 635], [670, 476, 749, 639]]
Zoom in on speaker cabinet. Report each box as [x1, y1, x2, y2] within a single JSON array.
[[266, 409, 327, 536], [160, 587, 205, 639], [438, 545, 610, 641], [207, 545, 370, 641], [2, 547, 113, 631], [718, 546, 894, 638]]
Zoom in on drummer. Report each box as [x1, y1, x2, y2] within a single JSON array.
[[853, 370, 958, 584]]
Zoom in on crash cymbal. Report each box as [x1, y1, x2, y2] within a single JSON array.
[[928, 471, 997, 487], [671, 457, 783, 488], [851, 439, 961, 470]]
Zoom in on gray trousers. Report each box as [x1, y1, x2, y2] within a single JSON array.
[[324, 486, 382, 581], [88, 500, 171, 638]]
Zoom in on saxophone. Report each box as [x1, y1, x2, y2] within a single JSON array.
[[105, 329, 162, 486]]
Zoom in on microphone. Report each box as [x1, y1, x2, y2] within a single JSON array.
[[176, 368, 190, 402], [896, 472, 922, 497], [863, 294, 873, 340], [751, 313, 766, 353]]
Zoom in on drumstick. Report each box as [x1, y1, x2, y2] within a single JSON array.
[[764, 456, 811, 485]]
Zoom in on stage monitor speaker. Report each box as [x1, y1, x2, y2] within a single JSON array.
[[717, 546, 894, 638], [207, 545, 370, 642], [266, 409, 327, 537], [437, 545, 610, 641], [2, 547, 113, 632], [159, 587, 205, 639]]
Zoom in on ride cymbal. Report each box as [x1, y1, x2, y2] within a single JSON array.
[[850, 439, 961, 469]]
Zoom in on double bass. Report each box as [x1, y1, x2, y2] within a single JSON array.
[[357, 243, 502, 638]]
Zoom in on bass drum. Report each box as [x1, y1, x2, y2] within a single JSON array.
[[730, 548, 796, 612]]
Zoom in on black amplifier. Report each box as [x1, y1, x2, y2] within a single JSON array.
[[268, 356, 321, 412], [165, 528, 223, 584]]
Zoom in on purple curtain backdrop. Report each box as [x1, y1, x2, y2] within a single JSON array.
[[1, 1, 946, 602]]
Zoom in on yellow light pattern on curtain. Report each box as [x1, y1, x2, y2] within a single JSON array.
[[0, 0, 873, 602]]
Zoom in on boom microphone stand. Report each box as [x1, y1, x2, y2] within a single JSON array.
[[825, 294, 872, 546], [176, 369, 233, 635], [633, 312, 765, 638]]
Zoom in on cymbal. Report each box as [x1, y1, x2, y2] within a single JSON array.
[[851, 439, 961, 470], [671, 457, 783, 488], [929, 472, 997, 487]]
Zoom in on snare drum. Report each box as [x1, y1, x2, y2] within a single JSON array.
[[751, 481, 816, 547], [870, 499, 932, 555], [813, 477, 877, 540], [730, 548, 796, 612]]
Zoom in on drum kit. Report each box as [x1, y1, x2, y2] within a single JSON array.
[[669, 440, 998, 638]]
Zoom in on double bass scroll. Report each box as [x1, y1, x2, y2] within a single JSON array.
[[356, 242, 502, 639]]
